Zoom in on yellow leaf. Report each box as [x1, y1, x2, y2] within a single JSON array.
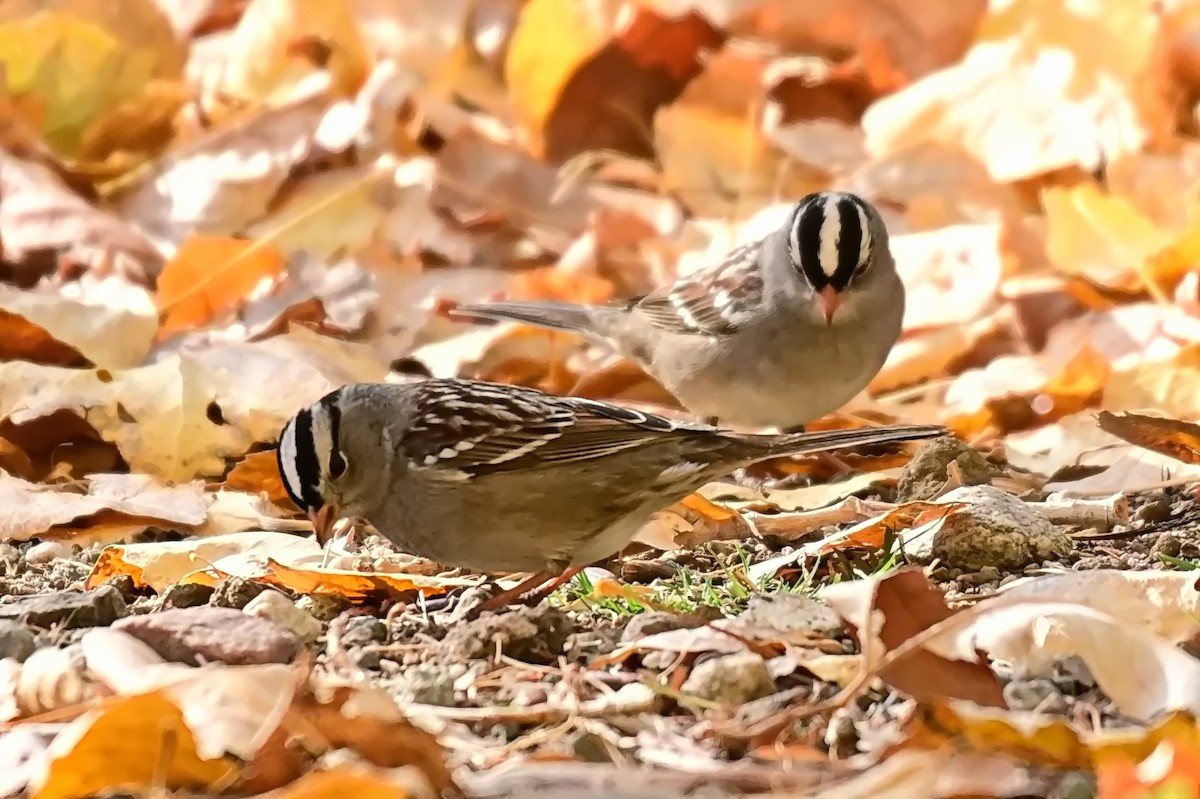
[[0, 0, 184, 158], [1044, 181, 1172, 293], [31, 692, 234, 799]]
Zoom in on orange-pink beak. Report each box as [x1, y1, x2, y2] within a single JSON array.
[[309, 504, 337, 545], [818, 285, 841, 324]]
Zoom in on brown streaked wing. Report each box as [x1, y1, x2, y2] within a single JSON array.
[[631, 240, 764, 335]]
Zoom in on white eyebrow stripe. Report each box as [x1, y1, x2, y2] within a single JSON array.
[[279, 419, 304, 500], [818, 196, 841, 277], [852, 199, 871, 267], [788, 201, 804, 267]]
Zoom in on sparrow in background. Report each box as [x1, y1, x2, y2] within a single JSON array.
[[452, 191, 905, 431]]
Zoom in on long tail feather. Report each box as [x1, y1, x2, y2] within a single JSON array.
[[452, 301, 599, 334], [754, 424, 945, 458]]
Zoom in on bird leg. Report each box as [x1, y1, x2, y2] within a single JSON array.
[[515, 566, 583, 606], [473, 570, 556, 611], [474, 567, 583, 612], [783, 424, 854, 476]]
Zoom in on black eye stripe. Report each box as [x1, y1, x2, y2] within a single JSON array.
[[325, 399, 347, 479], [831, 197, 863, 289], [794, 194, 827, 289]]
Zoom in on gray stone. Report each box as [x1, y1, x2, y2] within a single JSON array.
[[897, 436, 997, 502], [439, 605, 572, 664], [0, 586, 127, 629], [23, 541, 72, 564], [921, 485, 1073, 571], [388, 664, 457, 706], [114, 606, 301, 666], [294, 593, 348, 621], [339, 615, 387, 648], [102, 574, 139, 604]]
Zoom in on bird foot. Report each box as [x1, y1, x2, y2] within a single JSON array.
[[731, 467, 815, 493], [439, 583, 509, 622]]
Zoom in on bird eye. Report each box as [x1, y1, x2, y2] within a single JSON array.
[[328, 450, 348, 480]]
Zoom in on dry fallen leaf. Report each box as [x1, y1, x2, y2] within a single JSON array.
[[1097, 410, 1200, 466], [506, 0, 723, 163], [86, 530, 320, 592], [0, 0, 186, 160], [0, 328, 388, 481], [863, 0, 1172, 181], [820, 567, 1008, 708], [110, 73, 333, 249], [214, 0, 371, 101], [29, 692, 235, 799], [0, 150, 161, 282], [0, 472, 206, 543], [655, 47, 826, 217], [156, 235, 287, 333]]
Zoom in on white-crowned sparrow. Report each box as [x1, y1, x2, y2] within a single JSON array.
[[452, 191, 904, 430], [277, 378, 943, 608]]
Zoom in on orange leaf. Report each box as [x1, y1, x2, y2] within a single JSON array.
[[259, 559, 469, 603], [156, 235, 285, 333], [222, 450, 297, 510], [508, 266, 614, 305]]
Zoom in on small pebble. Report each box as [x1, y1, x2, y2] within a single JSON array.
[[295, 593, 348, 621], [1152, 531, 1200, 560], [339, 615, 387, 648], [0, 620, 36, 662], [160, 582, 215, 609], [102, 574, 139, 604], [24, 542, 72, 565], [1003, 678, 1068, 713], [244, 590, 322, 644], [570, 730, 613, 763], [620, 611, 705, 642], [1134, 496, 1173, 525], [681, 652, 776, 705], [210, 576, 266, 609], [388, 657, 453, 705], [352, 647, 382, 670], [0, 585, 127, 629]]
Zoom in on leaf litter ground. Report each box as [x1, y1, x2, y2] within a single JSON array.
[[6, 0, 1200, 795]]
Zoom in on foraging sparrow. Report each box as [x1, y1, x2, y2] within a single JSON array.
[[278, 379, 942, 608], [453, 192, 904, 430]]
